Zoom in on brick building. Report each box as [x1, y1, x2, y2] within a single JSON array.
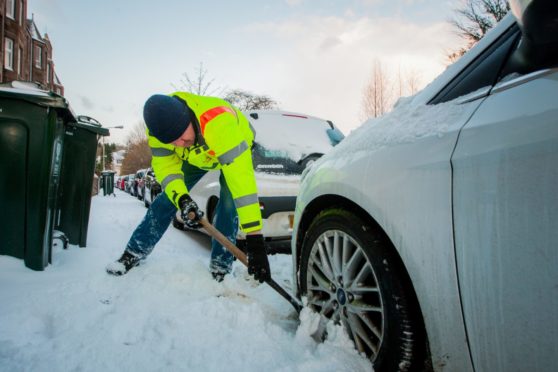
[[0, 0, 63, 94]]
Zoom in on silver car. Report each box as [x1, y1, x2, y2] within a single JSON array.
[[291, 2, 557, 371]]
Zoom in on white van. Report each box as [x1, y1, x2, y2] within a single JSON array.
[[173, 109, 344, 253]]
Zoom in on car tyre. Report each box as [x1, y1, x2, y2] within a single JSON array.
[[300, 208, 427, 371]]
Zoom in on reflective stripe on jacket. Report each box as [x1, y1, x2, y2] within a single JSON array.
[[148, 92, 262, 233]]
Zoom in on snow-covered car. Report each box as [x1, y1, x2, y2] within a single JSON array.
[[118, 175, 128, 191], [173, 110, 344, 253], [142, 168, 161, 208], [125, 174, 135, 195], [291, 6, 558, 372], [134, 168, 148, 201]]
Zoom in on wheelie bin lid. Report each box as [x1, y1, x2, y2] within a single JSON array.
[[70, 115, 110, 136], [0, 84, 76, 122]]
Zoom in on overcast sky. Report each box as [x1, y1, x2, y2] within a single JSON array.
[[28, 0, 462, 144]]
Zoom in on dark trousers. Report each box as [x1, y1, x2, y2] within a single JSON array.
[[126, 162, 237, 273]]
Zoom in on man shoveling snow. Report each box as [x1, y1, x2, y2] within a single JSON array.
[[107, 92, 270, 283]]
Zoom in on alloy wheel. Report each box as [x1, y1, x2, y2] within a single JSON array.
[[305, 229, 384, 359]]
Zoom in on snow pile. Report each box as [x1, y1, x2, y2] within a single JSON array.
[[0, 191, 372, 371]]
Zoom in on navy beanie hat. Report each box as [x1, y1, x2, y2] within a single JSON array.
[[143, 94, 192, 144]]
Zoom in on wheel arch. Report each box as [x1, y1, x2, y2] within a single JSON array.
[[296, 194, 385, 273], [295, 194, 432, 367]]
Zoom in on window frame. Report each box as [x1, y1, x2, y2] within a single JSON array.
[[17, 47, 22, 76], [34, 45, 42, 69], [19, 0, 23, 25], [6, 0, 15, 19], [4, 38, 14, 70]]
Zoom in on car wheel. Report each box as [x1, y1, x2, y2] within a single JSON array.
[[300, 208, 427, 370], [144, 191, 149, 208]]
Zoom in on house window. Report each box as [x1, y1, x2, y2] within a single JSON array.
[[17, 47, 22, 76], [6, 0, 15, 19], [35, 45, 42, 68], [4, 38, 14, 70], [19, 0, 24, 25], [47, 63, 51, 83]]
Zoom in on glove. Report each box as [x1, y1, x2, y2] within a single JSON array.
[[245, 234, 270, 283], [179, 194, 204, 229]]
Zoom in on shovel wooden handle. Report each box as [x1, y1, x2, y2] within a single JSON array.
[[189, 212, 303, 313], [196, 215, 248, 266]]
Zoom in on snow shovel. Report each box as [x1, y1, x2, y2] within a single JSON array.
[[191, 213, 303, 313]]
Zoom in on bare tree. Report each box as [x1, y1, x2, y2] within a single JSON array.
[[448, 0, 510, 62], [395, 65, 423, 98], [405, 68, 422, 96], [120, 121, 150, 175], [171, 62, 224, 96], [223, 89, 278, 110], [126, 120, 147, 145], [361, 60, 392, 120], [120, 139, 150, 175]]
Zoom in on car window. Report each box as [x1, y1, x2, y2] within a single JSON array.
[[429, 24, 520, 105], [247, 111, 343, 175], [252, 143, 303, 175]]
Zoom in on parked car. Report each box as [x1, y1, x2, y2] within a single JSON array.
[[143, 168, 161, 208], [291, 5, 558, 371], [134, 168, 148, 201], [173, 109, 344, 253], [118, 175, 128, 191], [126, 174, 135, 195]]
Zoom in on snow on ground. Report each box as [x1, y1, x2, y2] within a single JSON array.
[[0, 189, 372, 372]]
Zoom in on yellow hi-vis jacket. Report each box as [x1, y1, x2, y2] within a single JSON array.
[[147, 92, 262, 233]]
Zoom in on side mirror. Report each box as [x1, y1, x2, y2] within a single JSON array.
[[508, 0, 558, 71], [510, 0, 558, 45], [326, 128, 345, 146]]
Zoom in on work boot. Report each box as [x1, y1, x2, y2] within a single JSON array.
[[209, 261, 230, 283], [211, 271, 226, 282], [106, 251, 142, 276]]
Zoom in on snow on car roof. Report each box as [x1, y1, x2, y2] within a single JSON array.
[[322, 98, 465, 164], [245, 110, 336, 161]]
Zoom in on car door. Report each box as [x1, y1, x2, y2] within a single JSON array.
[[452, 42, 558, 372]]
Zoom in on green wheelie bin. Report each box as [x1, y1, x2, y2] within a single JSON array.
[[101, 171, 116, 196], [0, 86, 75, 270], [55, 116, 108, 247]]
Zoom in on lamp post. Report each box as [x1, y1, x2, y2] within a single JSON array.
[[102, 125, 124, 171]]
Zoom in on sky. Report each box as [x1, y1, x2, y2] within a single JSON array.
[[27, 0, 463, 144]]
